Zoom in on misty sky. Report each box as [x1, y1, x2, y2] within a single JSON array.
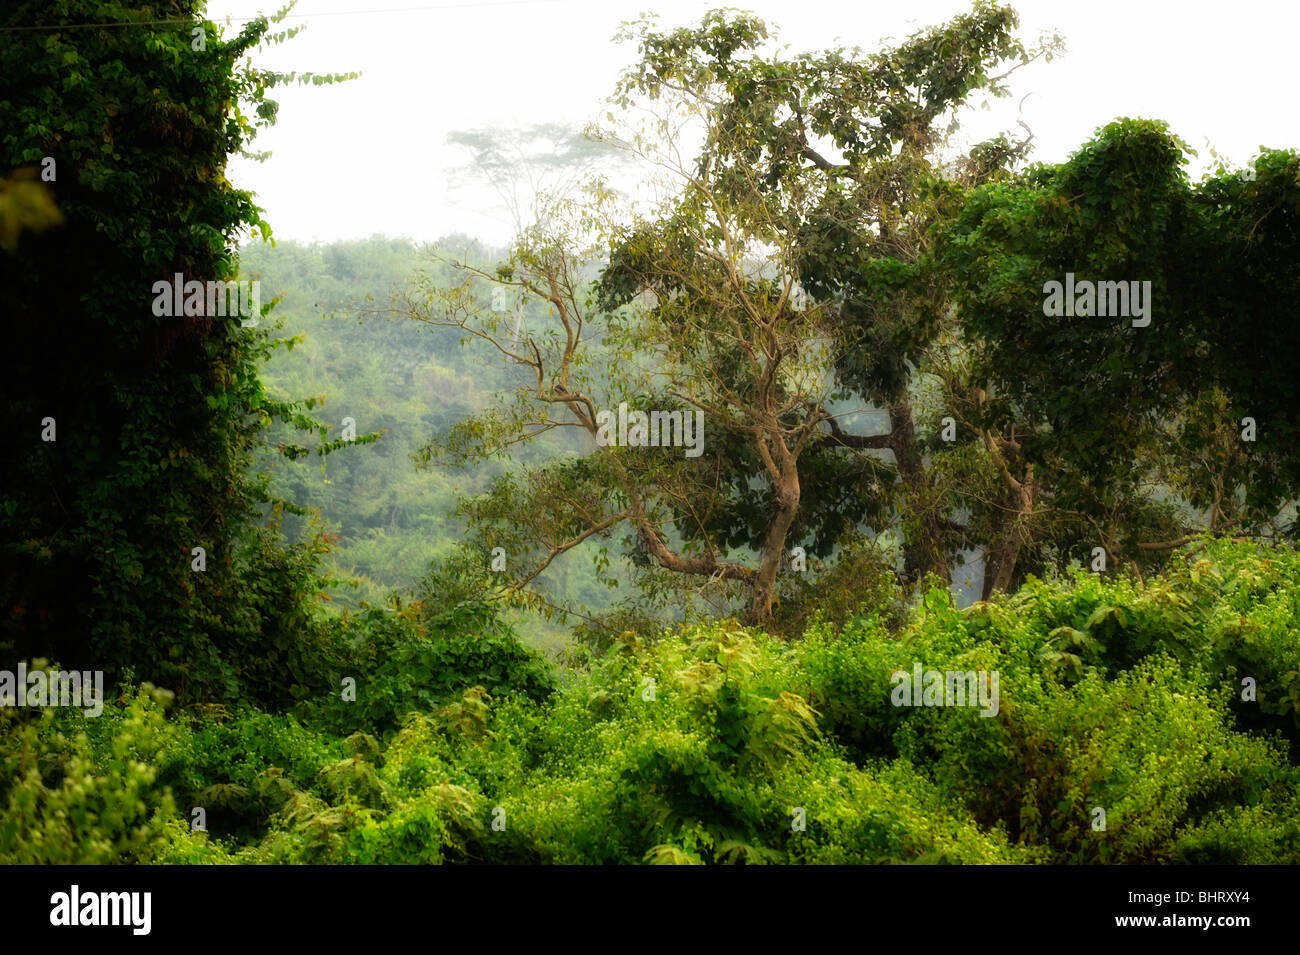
[[204, 0, 1300, 246]]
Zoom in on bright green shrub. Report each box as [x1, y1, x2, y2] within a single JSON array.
[[228, 549, 1300, 863], [7, 540, 1298, 865], [0, 682, 217, 863], [458, 622, 1021, 865], [780, 756, 1033, 864], [1173, 784, 1300, 864]]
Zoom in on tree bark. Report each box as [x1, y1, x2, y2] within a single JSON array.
[[981, 470, 1036, 599], [749, 471, 801, 623], [889, 400, 951, 586]]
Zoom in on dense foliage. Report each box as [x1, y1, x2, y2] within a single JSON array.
[[938, 118, 1300, 564], [4, 538, 1298, 864], [399, 3, 1297, 639], [0, 0, 363, 704], [2, 1, 1296, 867]]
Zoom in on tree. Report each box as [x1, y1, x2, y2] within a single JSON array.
[[936, 118, 1300, 578], [0, 0, 361, 701], [390, 3, 1062, 629], [602, 2, 1070, 597]]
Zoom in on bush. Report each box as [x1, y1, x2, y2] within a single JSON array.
[[6, 539, 1298, 864], [0, 680, 221, 863], [302, 600, 556, 738]]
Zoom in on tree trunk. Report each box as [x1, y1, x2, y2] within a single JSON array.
[[981, 526, 1025, 600], [981, 473, 1036, 599], [749, 468, 801, 624], [889, 401, 951, 586]]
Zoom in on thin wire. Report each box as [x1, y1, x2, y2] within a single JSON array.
[[0, 0, 565, 33]]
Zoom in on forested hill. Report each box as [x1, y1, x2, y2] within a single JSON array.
[[240, 237, 489, 611], [239, 236, 620, 649]]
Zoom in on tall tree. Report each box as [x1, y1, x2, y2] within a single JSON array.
[[395, 3, 1062, 629], [0, 0, 360, 701], [936, 119, 1300, 578], [604, 2, 1065, 593]]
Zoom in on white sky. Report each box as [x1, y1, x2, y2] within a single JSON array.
[[204, 0, 1300, 247]]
